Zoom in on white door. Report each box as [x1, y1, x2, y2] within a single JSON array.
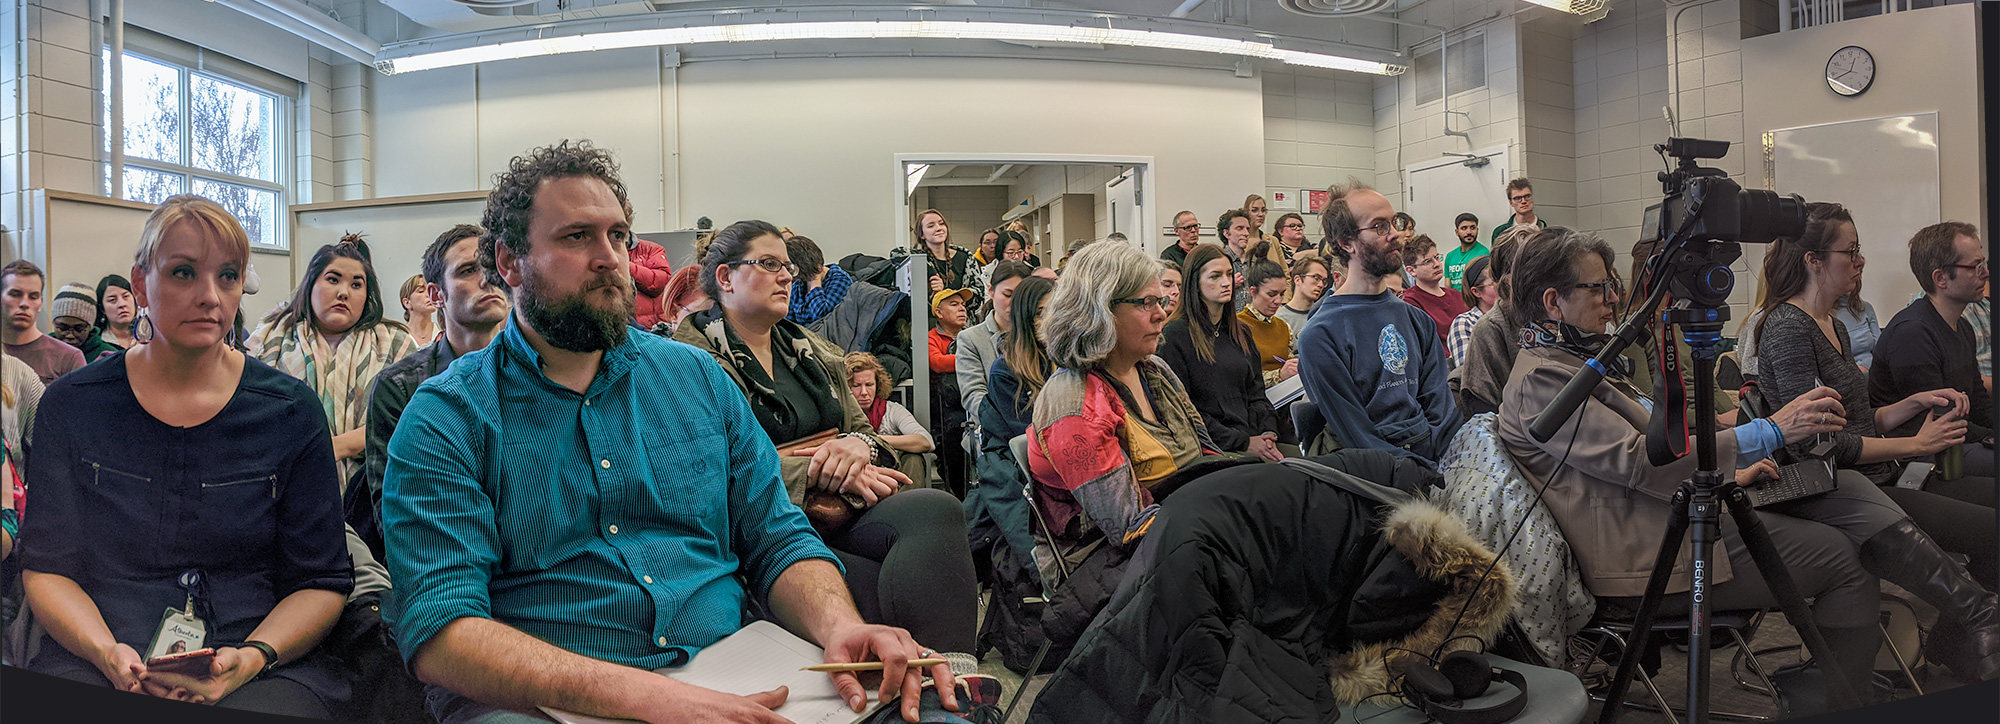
[[1105, 167, 1144, 251], [1403, 145, 1511, 246]]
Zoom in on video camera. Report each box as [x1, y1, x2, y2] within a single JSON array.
[[1637, 137, 1808, 307]]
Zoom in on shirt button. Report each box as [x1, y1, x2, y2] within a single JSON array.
[[643, 575, 654, 584], [658, 637, 669, 647], [608, 525, 620, 535], [600, 459, 611, 469], [584, 399, 591, 407]]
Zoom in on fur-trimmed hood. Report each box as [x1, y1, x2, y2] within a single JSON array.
[[1326, 495, 1517, 703]]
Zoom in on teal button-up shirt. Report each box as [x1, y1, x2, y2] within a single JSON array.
[[382, 319, 836, 669]]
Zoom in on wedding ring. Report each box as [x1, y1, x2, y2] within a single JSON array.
[[919, 648, 937, 658]]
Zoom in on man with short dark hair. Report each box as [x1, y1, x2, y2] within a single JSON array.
[[361, 224, 511, 558], [2, 260, 84, 384], [1871, 221, 1994, 475], [1443, 212, 1486, 289], [385, 141, 956, 724], [1218, 208, 1256, 308], [1275, 254, 1329, 345], [1491, 178, 1545, 243], [1161, 210, 1201, 268], [1399, 235, 1469, 341], [1297, 180, 1460, 463]]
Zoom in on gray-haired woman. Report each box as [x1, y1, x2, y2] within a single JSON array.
[[1027, 241, 1216, 553]]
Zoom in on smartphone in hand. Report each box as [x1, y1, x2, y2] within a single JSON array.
[[145, 648, 216, 676]]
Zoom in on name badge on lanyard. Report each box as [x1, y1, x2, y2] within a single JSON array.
[[145, 571, 209, 660]]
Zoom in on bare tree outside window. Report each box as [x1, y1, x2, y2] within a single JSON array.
[[102, 49, 286, 248]]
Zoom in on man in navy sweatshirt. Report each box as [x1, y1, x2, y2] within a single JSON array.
[[1297, 179, 1462, 464]]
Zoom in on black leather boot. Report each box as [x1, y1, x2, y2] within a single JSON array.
[[1858, 519, 2000, 681]]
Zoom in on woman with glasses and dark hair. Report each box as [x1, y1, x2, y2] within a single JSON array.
[[1159, 244, 1284, 461], [675, 219, 979, 659], [1273, 212, 1309, 265], [1500, 225, 2000, 688]]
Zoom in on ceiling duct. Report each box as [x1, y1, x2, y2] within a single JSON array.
[[381, 0, 654, 33], [1276, 0, 1399, 17]]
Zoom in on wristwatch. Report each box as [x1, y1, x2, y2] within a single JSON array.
[[238, 640, 279, 677]]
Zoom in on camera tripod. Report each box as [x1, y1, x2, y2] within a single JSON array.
[[1531, 294, 1867, 723]]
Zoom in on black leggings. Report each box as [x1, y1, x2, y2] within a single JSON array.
[[47, 662, 332, 719], [827, 488, 980, 653]]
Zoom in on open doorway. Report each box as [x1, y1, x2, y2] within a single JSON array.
[[888, 154, 1154, 493]]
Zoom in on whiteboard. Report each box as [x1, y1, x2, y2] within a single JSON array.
[[1771, 113, 1940, 316], [1403, 145, 1513, 250], [292, 196, 489, 326]]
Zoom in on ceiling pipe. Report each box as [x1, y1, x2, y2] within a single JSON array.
[[1168, 0, 1208, 19], [213, 0, 381, 64]]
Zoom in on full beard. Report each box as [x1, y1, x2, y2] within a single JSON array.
[[518, 265, 635, 353], [1360, 245, 1404, 280]]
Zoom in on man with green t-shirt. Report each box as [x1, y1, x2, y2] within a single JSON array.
[[1442, 213, 1487, 289], [1491, 177, 1546, 243]]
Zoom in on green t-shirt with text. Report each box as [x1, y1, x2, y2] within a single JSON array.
[[1444, 242, 1489, 289]]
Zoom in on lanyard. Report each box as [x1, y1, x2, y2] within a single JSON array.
[[177, 570, 215, 623]]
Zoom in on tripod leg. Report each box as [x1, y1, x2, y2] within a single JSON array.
[[1718, 485, 1865, 711], [1597, 486, 1695, 724]]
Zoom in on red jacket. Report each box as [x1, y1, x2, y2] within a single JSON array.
[[630, 239, 673, 328], [929, 328, 958, 373]]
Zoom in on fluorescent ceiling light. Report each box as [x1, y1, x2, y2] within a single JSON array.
[[377, 20, 1403, 76]]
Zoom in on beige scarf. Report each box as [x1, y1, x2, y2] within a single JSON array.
[[250, 310, 413, 490]]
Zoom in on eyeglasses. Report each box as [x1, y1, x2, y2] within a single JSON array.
[[1820, 246, 1864, 259], [1359, 220, 1398, 238], [1280, 222, 1306, 230], [725, 258, 799, 276], [1296, 273, 1328, 284], [1175, 223, 1202, 232], [1945, 260, 1989, 274], [1112, 295, 1170, 311], [1411, 256, 1443, 268], [1572, 278, 1623, 299], [52, 320, 91, 334], [1509, 193, 1533, 203], [1391, 217, 1414, 232]]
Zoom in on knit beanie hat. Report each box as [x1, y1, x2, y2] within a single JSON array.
[[50, 281, 98, 323]]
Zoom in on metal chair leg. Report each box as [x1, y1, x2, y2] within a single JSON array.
[[1729, 628, 1783, 713], [1879, 621, 1924, 696]]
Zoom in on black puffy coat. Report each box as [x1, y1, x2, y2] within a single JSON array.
[[1026, 450, 1516, 724]]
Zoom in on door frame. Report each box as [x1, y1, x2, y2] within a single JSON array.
[[892, 153, 1157, 432]]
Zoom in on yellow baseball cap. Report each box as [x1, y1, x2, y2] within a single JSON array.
[[930, 288, 974, 314]]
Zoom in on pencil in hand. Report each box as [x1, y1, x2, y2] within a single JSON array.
[[801, 658, 948, 673]]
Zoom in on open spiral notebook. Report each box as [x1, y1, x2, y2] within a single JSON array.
[[538, 621, 885, 724]]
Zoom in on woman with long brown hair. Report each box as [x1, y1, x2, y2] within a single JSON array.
[[1157, 244, 1283, 461]]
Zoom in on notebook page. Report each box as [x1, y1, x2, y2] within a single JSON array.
[[539, 621, 881, 724]]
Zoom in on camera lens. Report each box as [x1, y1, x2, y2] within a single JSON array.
[[1738, 191, 1807, 242]]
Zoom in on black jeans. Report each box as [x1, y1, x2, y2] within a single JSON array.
[[47, 661, 332, 719], [827, 488, 980, 653]]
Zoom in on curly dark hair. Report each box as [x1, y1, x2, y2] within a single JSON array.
[[478, 140, 633, 290]]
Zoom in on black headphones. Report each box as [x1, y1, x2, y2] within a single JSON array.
[[1399, 650, 1529, 724]]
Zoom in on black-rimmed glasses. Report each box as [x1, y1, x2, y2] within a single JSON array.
[[1112, 295, 1170, 311], [726, 258, 799, 276]]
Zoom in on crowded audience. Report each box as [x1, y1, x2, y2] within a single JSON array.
[[4, 135, 1996, 724]]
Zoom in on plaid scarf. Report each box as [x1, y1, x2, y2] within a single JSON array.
[[250, 312, 415, 490], [788, 263, 853, 325]]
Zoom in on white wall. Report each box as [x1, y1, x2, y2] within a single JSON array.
[[1742, 3, 1985, 297], [1261, 67, 1376, 223], [371, 54, 1266, 267], [1373, 13, 1527, 240]]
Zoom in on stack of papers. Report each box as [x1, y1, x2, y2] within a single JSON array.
[[540, 621, 884, 724]]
